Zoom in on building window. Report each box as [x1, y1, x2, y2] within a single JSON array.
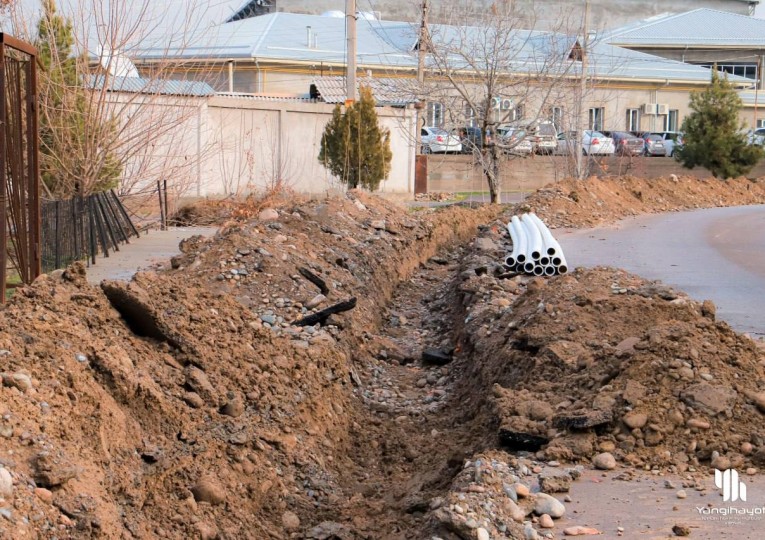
[[757, 118, 765, 129], [513, 104, 525, 122], [551, 106, 564, 130], [626, 108, 640, 132], [427, 102, 444, 127], [465, 103, 477, 127], [665, 109, 679, 131], [588, 107, 604, 131], [700, 63, 758, 81]]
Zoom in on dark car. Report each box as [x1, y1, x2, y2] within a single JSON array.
[[604, 131, 644, 156], [452, 126, 483, 153]]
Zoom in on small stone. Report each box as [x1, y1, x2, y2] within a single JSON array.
[[258, 208, 279, 221], [515, 483, 530, 498], [701, 300, 716, 320], [686, 418, 710, 430], [534, 493, 565, 518], [623, 412, 648, 429], [676, 490, 687, 499], [191, 477, 226, 505], [539, 514, 555, 528], [305, 294, 326, 310], [592, 452, 616, 470], [3, 372, 32, 392], [370, 220, 386, 230], [282, 510, 301, 531], [505, 498, 526, 522], [220, 397, 244, 418], [563, 526, 601, 536], [711, 455, 731, 471], [672, 524, 691, 536], [34, 488, 52, 504], [195, 522, 219, 540], [183, 392, 205, 409], [524, 522, 540, 540], [476, 527, 490, 540], [741, 442, 754, 455], [0, 467, 12, 498]]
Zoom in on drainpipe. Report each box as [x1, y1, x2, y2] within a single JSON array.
[[227, 60, 234, 93]]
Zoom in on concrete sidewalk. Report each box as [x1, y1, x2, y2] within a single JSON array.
[[85, 226, 219, 284]]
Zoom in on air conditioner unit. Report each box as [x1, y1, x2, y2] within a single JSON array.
[[642, 103, 657, 115], [501, 98, 513, 110], [491, 97, 501, 110], [657, 104, 669, 115]]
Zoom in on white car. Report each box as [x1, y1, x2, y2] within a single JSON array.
[[496, 127, 533, 155], [555, 130, 615, 155], [747, 127, 765, 146], [420, 127, 462, 154]]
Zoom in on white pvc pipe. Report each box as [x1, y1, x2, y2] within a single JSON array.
[[544, 265, 556, 276], [556, 253, 569, 274], [523, 261, 535, 273], [533, 265, 544, 276], [528, 213, 561, 257], [511, 216, 528, 263], [506, 219, 521, 267], [521, 214, 542, 261]]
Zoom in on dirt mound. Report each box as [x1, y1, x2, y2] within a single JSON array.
[[524, 175, 765, 228], [0, 191, 504, 539], [452, 221, 765, 477]]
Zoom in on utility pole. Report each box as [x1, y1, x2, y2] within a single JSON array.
[[346, 0, 357, 104], [575, 0, 590, 180], [415, 0, 429, 141]]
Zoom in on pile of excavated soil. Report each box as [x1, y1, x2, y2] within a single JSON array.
[[0, 191, 500, 539], [524, 175, 765, 228], [451, 221, 765, 479]]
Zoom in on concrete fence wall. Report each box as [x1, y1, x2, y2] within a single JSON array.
[[423, 154, 765, 193], [112, 93, 418, 197]]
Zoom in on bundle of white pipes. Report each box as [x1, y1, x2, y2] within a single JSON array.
[[505, 212, 568, 276]]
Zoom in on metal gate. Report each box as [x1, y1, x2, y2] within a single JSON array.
[[0, 34, 39, 303]]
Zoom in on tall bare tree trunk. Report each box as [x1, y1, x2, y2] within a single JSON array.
[[484, 144, 501, 204]]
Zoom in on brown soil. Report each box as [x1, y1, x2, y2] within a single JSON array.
[[524, 175, 765, 228], [2, 178, 765, 539]]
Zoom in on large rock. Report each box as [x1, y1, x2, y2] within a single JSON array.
[[682, 383, 737, 416], [592, 452, 617, 470], [258, 208, 279, 221], [191, 477, 226, 505], [538, 469, 574, 493], [534, 493, 566, 518]]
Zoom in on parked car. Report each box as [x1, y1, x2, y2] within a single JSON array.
[[555, 130, 615, 155], [529, 121, 558, 154], [604, 130, 644, 156], [650, 131, 684, 156], [638, 132, 667, 156], [451, 126, 483, 153], [496, 127, 533, 155], [420, 127, 462, 154], [747, 128, 765, 146]]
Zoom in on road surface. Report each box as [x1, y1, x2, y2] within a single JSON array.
[[85, 226, 219, 284], [558, 205, 765, 337]]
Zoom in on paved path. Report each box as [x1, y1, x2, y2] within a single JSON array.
[[86, 226, 219, 284], [557, 205, 765, 336]]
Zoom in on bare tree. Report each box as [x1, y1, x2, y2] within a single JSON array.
[[417, 1, 584, 202], [5, 0, 222, 201]]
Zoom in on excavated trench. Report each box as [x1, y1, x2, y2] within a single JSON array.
[[309, 239, 501, 540]]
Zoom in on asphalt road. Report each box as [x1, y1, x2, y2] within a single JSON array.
[[557, 205, 765, 337]]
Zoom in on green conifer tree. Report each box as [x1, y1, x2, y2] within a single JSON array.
[[677, 70, 763, 178], [318, 86, 392, 190]]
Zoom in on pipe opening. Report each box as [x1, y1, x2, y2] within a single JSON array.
[[557, 264, 568, 275], [544, 266, 556, 276], [552, 256, 562, 266], [523, 262, 535, 273], [533, 265, 544, 276]]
